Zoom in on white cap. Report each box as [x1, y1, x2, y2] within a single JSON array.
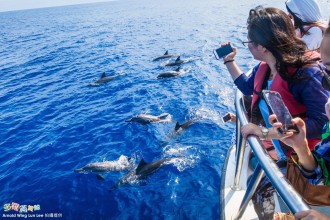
[[286, 0, 322, 23]]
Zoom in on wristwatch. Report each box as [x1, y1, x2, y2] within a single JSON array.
[[260, 127, 269, 140]]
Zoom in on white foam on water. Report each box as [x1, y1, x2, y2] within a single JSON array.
[[162, 144, 200, 172], [195, 107, 222, 126]]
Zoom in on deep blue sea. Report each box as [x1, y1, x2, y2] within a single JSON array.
[[0, 0, 328, 219]]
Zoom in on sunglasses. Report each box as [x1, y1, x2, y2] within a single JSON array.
[[320, 66, 330, 91]]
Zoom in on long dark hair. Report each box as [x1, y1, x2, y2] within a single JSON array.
[[286, 5, 324, 37], [286, 5, 307, 36], [247, 6, 318, 81]]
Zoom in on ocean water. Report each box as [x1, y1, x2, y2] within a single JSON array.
[[0, 0, 328, 219]]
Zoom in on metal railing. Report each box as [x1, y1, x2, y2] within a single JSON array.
[[232, 88, 310, 219]]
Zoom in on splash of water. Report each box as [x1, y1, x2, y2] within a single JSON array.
[[162, 144, 200, 172]]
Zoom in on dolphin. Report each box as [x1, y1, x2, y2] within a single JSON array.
[[152, 50, 175, 61], [109, 158, 172, 191], [165, 56, 188, 66], [160, 118, 199, 146], [157, 67, 185, 79], [174, 118, 199, 133], [89, 72, 116, 86], [125, 113, 172, 125], [74, 155, 131, 173]]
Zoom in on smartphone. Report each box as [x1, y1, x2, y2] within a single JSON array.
[[213, 44, 233, 60], [262, 90, 299, 134], [222, 113, 232, 123]]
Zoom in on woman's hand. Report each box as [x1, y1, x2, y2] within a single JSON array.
[[241, 122, 278, 140], [228, 112, 236, 122], [268, 114, 307, 150], [220, 42, 242, 81], [241, 123, 261, 138], [269, 114, 316, 171], [222, 42, 237, 61]]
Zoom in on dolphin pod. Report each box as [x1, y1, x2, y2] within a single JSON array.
[[89, 72, 116, 86], [109, 158, 173, 191], [152, 50, 175, 61], [157, 67, 185, 79], [165, 56, 188, 66], [74, 155, 132, 173], [125, 113, 172, 125], [80, 50, 195, 191]]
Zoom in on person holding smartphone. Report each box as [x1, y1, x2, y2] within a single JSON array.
[[221, 6, 330, 219], [268, 112, 330, 186], [241, 24, 330, 220], [222, 6, 329, 154], [243, 25, 330, 177]]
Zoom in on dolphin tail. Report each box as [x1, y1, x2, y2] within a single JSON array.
[[101, 72, 106, 78], [164, 50, 169, 55], [175, 56, 181, 62], [158, 113, 170, 120]]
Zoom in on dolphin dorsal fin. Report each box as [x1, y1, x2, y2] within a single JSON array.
[[164, 50, 169, 55], [158, 113, 169, 119], [136, 159, 148, 174], [175, 56, 181, 62], [175, 67, 180, 72], [101, 72, 106, 78], [175, 122, 181, 131]]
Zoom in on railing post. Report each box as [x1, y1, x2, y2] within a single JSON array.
[[235, 116, 241, 158], [231, 88, 310, 218], [233, 164, 264, 220], [231, 132, 246, 191]]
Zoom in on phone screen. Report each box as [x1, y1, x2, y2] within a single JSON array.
[[222, 113, 231, 123], [262, 90, 299, 133], [213, 44, 233, 60]]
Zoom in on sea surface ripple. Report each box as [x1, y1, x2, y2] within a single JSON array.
[[0, 0, 328, 219]]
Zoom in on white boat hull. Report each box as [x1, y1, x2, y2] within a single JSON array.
[[220, 143, 258, 220]]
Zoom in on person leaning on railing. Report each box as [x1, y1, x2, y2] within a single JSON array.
[[222, 7, 329, 161], [242, 25, 330, 220], [222, 6, 330, 219], [243, 24, 330, 185]]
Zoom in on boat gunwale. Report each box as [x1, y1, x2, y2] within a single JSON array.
[[220, 87, 311, 219]]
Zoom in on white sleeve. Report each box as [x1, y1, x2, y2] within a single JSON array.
[[301, 26, 323, 50]]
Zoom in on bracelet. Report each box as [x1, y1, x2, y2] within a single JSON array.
[[224, 59, 234, 65]]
